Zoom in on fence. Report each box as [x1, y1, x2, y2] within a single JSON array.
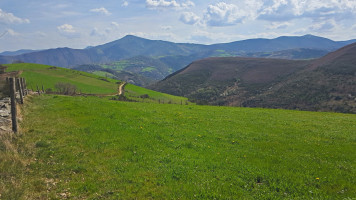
[[0, 77, 28, 133]]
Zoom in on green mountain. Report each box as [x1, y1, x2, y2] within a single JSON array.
[[150, 42, 356, 113]]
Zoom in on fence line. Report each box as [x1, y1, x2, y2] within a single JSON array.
[[1, 76, 29, 133]]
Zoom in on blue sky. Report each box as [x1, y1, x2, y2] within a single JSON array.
[[1, 0, 356, 52]]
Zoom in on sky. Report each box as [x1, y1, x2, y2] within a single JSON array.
[[0, 0, 356, 52]]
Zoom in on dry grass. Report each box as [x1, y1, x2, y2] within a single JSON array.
[[0, 129, 26, 199], [0, 99, 29, 199]]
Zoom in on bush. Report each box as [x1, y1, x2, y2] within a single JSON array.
[[54, 82, 77, 95], [140, 94, 149, 99], [45, 88, 53, 93]]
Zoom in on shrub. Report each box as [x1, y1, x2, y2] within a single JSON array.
[[140, 94, 149, 99], [54, 82, 77, 95]]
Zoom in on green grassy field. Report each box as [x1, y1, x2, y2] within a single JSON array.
[[4, 63, 188, 104], [5, 63, 120, 94], [124, 83, 190, 104], [1, 95, 355, 199]]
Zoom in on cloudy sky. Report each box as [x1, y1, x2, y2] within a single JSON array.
[[1, 0, 356, 52]]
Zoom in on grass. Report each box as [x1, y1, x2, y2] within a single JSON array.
[[141, 67, 156, 72], [91, 71, 115, 79], [101, 61, 129, 71], [4, 63, 186, 104], [1, 94, 355, 199], [124, 83, 190, 104], [5, 63, 119, 94]]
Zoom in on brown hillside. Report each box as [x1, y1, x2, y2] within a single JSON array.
[[179, 57, 309, 84], [248, 42, 356, 113], [309, 42, 356, 71], [150, 57, 309, 105], [151, 42, 356, 113]]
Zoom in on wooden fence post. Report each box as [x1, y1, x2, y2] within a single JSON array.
[[16, 78, 24, 104], [23, 78, 28, 94], [36, 85, 40, 95], [20, 78, 26, 96], [9, 78, 17, 133], [42, 85, 44, 93], [20, 78, 25, 97]]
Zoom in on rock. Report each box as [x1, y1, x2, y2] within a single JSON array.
[[1, 98, 10, 104], [0, 126, 10, 132]]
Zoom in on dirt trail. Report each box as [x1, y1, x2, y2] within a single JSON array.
[[118, 82, 126, 95]]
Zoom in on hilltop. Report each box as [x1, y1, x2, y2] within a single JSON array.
[[151, 42, 356, 113]]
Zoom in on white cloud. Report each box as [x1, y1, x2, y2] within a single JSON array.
[[146, 0, 194, 9], [90, 7, 111, 15], [0, 8, 30, 24], [180, 12, 200, 25], [111, 22, 120, 28], [161, 25, 172, 30], [267, 22, 292, 30], [91, 22, 120, 38], [203, 2, 248, 26], [309, 19, 336, 32], [57, 24, 80, 38], [90, 27, 103, 37], [122, 1, 129, 7], [258, 0, 356, 21], [6, 29, 20, 36], [57, 24, 76, 33]]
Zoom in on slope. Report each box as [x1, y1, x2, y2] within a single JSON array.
[[246, 42, 356, 113], [2, 94, 355, 199], [5, 63, 120, 94], [151, 57, 309, 105], [151, 42, 356, 113], [4, 63, 189, 103]]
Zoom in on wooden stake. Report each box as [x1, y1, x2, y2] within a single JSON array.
[[9, 78, 17, 133], [16, 78, 24, 104], [21, 78, 27, 96], [36, 85, 40, 95]]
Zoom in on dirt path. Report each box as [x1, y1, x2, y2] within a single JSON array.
[[118, 82, 126, 95]]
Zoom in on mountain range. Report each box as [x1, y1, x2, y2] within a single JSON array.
[[0, 35, 356, 69], [150, 42, 356, 113], [1, 35, 355, 86]]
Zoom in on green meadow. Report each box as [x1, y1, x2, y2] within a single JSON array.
[[5, 63, 120, 94], [4, 63, 188, 104], [1, 94, 355, 199], [124, 83, 190, 104]]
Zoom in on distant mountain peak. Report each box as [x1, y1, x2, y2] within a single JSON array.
[[302, 34, 316, 37], [121, 35, 146, 40]]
